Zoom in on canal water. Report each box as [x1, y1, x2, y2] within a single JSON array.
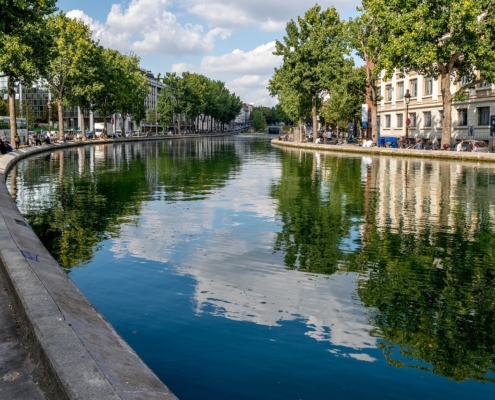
[[7, 135, 495, 399]]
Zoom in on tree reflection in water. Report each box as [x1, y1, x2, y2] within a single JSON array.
[[273, 149, 495, 383]]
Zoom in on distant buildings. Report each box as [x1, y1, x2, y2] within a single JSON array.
[[0, 70, 166, 134]]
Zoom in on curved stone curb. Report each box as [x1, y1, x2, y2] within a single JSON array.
[[0, 137, 195, 399], [271, 139, 495, 164]]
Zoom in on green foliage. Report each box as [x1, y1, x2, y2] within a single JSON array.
[[322, 64, 366, 127], [252, 110, 266, 131], [0, 100, 8, 115], [269, 4, 348, 130], [44, 13, 96, 137], [157, 72, 242, 131]]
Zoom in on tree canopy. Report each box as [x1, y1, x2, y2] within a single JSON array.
[[269, 4, 348, 133]]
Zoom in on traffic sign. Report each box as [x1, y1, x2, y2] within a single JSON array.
[[406, 118, 411, 126], [349, 123, 354, 130]]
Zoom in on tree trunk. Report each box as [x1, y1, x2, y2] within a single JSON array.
[[312, 92, 318, 141], [177, 114, 181, 135], [440, 73, 453, 147], [8, 75, 17, 141], [80, 107, 86, 141], [103, 115, 107, 137], [57, 96, 64, 140]]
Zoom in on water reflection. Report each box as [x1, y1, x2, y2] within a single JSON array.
[[274, 148, 495, 383], [7, 138, 495, 392], [356, 156, 495, 383]]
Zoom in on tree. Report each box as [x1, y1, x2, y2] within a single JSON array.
[[113, 52, 148, 135], [44, 13, 96, 139], [161, 73, 187, 134], [273, 104, 291, 125], [321, 64, 366, 134], [157, 89, 174, 131], [252, 110, 266, 131], [269, 4, 347, 136], [363, 0, 495, 145], [63, 39, 103, 140], [0, 0, 57, 137], [349, 11, 386, 138]]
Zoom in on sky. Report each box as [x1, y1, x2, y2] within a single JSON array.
[[58, 0, 362, 107]]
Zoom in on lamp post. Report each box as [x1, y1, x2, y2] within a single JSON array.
[[404, 89, 411, 143], [47, 99, 52, 135]]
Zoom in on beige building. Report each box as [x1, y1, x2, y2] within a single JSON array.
[[377, 70, 495, 144]]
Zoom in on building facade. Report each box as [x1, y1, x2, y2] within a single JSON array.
[[377, 70, 495, 144]]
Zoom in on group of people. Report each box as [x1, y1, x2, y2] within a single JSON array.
[[0, 132, 21, 154]]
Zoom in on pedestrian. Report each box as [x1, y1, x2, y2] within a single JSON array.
[[456, 140, 464, 152], [473, 141, 478, 152], [425, 140, 432, 150], [412, 139, 423, 149], [14, 133, 20, 150]]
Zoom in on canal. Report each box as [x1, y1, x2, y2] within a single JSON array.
[[7, 135, 495, 399]]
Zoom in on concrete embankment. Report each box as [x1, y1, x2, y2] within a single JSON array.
[[0, 137, 190, 399], [271, 139, 495, 163]]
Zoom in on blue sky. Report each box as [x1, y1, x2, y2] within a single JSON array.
[[58, 0, 361, 106]]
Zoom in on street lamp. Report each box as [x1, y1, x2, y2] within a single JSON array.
[[404, 89, 411, 143], [47, 99, 52, 135]]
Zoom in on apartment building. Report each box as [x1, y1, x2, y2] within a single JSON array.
[[377, 70, 495, 144]]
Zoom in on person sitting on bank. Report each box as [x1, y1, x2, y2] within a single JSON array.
[[412, 139, 423, 150], [0, 140, 7, 154], [45, 134, 51, 145], [4, 141, 14, 152], [60, 135, 66, 143]]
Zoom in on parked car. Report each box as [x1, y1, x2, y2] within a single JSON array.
[[85, 131, 94, 139], [115, 130, 122, 138], [131, 130, 139, 136]]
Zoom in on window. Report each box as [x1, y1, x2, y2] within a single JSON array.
[[481, 80, 492, 88], [410, 80, 418, 97], [410, 112, 417, 127], [460, 76, 470, 88], [386, 85, 393, 101], [478, 107, 490, 125], [385, 115, 391, 128], [425, 78, 434, 96], [458, 109, 467, 126], [396, 113, 403, 128], [424, 111, 432, 127], [397, 82, 404, 99]]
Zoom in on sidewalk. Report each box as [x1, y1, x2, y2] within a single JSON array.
[[0, 273, 47, 399]]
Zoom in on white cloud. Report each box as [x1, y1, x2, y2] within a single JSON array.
[[170, 41, 281, 105], [67, 0, 231, 57], [198, 41, 279, 75], [184, 0, 362, 30], [226, 75, 275, 107]]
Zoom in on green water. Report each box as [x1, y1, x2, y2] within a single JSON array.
[[7, 136, 495, 399]]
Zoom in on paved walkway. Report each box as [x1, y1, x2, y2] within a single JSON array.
[[0, 273, 47, 399]]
